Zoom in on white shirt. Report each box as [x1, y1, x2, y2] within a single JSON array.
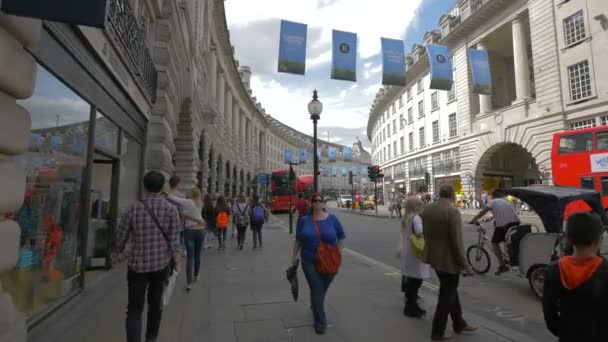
[[487, 198, 519, 227], [168, 194, 204, 228]]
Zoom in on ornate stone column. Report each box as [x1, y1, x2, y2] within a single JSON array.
[[477, 42, 493, 114], [512, 16, 532, 102], [0, 13, 41, 342]]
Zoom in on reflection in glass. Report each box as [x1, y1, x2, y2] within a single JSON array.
[[1, 64, 90, 318], [118, 133, 142, 215], [95, 111, 119, 154]]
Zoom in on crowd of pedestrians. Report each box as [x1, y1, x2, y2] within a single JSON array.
[[112, 172, 269, 342]]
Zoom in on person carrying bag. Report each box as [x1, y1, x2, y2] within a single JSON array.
[[291, 193, 345, 335]]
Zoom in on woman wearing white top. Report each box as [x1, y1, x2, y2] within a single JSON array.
[[401, 197, 431, 318], [171, 188, 207, 291]]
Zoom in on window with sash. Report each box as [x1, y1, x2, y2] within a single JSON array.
[[432, 120, 439, 143]]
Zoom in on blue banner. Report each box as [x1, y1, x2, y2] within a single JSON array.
[[352, 166, 358, 176], [361, 167, 368, 177], [331, 30, 357, 82], [328, 147, 337, 162], [278, 20, 307, 75], [341, 167, 348, 177], [381, 38, 406, 86], [427, 45, 453, 91], [322, 167, 329, 177], [468, 48, 492, 95], [257, 173, 269, 185], [299, 149, 307, 164], [284, 148, 293, 164], [317, 149, 322, 161], [343, 146, 352, 161], [332, 167, 338, 177]]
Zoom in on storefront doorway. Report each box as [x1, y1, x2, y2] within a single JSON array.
[[87, 152, 119, 269]]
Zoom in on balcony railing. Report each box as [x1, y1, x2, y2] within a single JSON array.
[[107, 0, 157, 102], [432, 158, 461, 175]]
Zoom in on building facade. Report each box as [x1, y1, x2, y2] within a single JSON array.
[[0, 0, 371, 337], [368, 0, 608, 202]]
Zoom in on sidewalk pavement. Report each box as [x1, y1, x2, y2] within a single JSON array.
[[29, 215, 542, 342]]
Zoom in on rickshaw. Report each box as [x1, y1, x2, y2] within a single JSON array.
[[466, 185, 607, 299]]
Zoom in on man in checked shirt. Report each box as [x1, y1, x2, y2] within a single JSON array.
[[113, 171, 181, 342]]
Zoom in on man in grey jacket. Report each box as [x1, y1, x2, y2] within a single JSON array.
[[422, 185, 478, 340]]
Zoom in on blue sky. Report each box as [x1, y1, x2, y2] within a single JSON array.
[[225, 0, 458, 150]]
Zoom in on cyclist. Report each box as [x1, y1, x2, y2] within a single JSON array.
[[469, 189, 520, 275]]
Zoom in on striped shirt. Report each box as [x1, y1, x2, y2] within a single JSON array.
[[115, 195, 181, 273]]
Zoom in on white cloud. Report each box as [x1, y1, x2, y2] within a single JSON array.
[[225, 0, 425, 145]]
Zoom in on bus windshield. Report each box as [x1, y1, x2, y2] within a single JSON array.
[[271, 173, 291, 196]]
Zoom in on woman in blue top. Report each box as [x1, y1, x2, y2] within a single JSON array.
[[292, 192, 345, 335]]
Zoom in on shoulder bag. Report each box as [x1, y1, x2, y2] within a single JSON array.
[[409, 217, 425, 259], [141, 201, 178, 306], [313, 219, 342, 275]]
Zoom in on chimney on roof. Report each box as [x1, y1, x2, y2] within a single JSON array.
[[239, 65, 252, 89]]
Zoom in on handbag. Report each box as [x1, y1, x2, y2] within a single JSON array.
[[409, 218, 425, 259], [141, 201, 178, 306], [312, 220, 342, 275]]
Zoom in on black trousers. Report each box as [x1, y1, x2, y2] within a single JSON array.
[[236, 225, 247, 246], [126, 266, 168, 342], [403, 277, 423, 309], [432, 270, 467, 336]]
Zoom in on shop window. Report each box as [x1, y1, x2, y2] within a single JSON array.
[[3, 64, 90, 318], [95, 111, 119, 154], [118, 134, 142, 214]]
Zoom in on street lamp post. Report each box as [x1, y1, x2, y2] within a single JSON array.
[[308, 90, 323, 193]]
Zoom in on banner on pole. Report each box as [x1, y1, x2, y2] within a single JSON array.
[[331, 30, 357, 82], [343, 146, 352, 162], [352, 166, 358, 176], [332, 167, 338, 177], [361, 167, 368, 177], [341, 167, 348, 177], [322, 167, 329, 177], [427, 44, 453, 91], [317, 149, 322, 161], [284, 148, 293, 164], [381, 38, 406, 86], [468, 49, 493, 95], [328, 147, 337, 162], [278, 20, 307, 75], [299, 149, 307, 164]]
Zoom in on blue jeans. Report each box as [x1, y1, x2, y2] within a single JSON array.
[[301, 260, 335, 326], [184, 229, 205, 284]]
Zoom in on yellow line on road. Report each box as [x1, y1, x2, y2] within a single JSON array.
[[343, 248, 439, 291]]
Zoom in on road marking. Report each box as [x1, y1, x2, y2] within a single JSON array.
[[343, 248, 439, 291]]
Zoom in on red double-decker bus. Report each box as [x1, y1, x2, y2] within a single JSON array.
[[270, 170, 314, 213], [551, 126, 608, 214]]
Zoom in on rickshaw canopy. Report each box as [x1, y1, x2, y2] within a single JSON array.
[[497, 185, 606, 233]]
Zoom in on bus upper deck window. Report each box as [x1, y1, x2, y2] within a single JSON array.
[[559, 132, 593, 154]]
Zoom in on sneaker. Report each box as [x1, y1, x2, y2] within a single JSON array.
[[495, 265, 509, 276], [186, 285, 192, 292], [239, 245, 243, 250], [253, 245, 257, 249], [313, 323, 326, 335], [194, 275, 199, 283], [455, 325, 479, 335]]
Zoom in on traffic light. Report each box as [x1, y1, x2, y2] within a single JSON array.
[[367, 166, 375, 180], [348, 171, 353, 185]]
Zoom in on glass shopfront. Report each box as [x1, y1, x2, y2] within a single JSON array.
[[0, 62, 145, 322], [1, 64, 90, 318]]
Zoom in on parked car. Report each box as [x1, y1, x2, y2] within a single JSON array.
[[337, 194, 352, 208]]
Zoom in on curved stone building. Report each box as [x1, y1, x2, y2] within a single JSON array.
[[368, 0, 608, 201]]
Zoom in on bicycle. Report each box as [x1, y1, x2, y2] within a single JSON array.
[[466, 220, 541, 275]]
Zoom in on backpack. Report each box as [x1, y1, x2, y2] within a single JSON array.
[[235, 204, 249, 227], [216, 211, 229, 228], [252, 205, 265, 223]]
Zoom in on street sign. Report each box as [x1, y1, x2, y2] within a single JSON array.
[[257, 173, 270, 185], [2, 0, 109, 28]]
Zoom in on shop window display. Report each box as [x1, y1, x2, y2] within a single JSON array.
[[1, 64, 90, 318]]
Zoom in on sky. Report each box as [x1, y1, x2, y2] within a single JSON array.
[[225, 0, 457, 151]]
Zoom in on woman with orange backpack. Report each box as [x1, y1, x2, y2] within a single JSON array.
[[214, 196, 230, 250]]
